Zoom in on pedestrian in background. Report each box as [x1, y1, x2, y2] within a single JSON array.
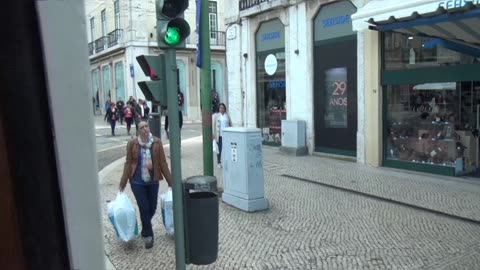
[[212, 103, 232, 168], [92, 96, 96, 115], [104, 102, 118, 136], [164, 88, 184, 139], [119, 121, 172, 249], [116, 98, 125, 125], [127, 96, 136, 108], [105, 97, 111, 113], [212, 90, 220, 113], [124, 104, 134, 136], [143, 101, 150, 119], [134, 99, 148, 133]]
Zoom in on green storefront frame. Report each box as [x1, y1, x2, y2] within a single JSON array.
[[383, 159, 456, 176], [315, 147, 356, 157]]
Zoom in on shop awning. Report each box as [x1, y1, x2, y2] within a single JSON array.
[[423, 38, 480, 57], [413, 82, 456, 90], [352, 0, 480, 46]]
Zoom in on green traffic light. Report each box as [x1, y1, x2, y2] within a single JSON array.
[[165, 27, 181, 45]]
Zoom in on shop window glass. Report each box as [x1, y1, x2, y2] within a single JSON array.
[[256, 51, 286, 144], [385, 81, 480, 171], [383, 32, 479, 70], [324, 67, 348, 128]]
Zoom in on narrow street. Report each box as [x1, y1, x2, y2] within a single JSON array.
[[94, 115, 202, 171]]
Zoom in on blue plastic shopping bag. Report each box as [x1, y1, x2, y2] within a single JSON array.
[[107, 192, 139, 242], [161, 188, 174, 235]]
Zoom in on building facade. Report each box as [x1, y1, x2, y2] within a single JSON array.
[[225, 0, 363, 154], [226, 0, 480, 177], [86, 0, 227, 121]]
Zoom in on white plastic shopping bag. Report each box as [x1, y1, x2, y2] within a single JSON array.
[[161, 188, 174, 235], [212, 140, 219, 154], [107, 192, 139, 242]]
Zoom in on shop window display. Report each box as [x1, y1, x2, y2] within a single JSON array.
[[256, 51, 286, 145], [383, 32, 478, 71], [385, 82, 480, 172]]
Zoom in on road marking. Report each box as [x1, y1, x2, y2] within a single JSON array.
[[95, 125, 126, 130], [97, 143, 128, 153], [96, 135, 202, 153]]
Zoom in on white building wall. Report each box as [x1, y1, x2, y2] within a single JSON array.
[[287, 2, 315, 152], [86, 0, 226, 121], [226, 23, 244, 126], [226, 4, 316, 147], [244, 18, 257, 128], [226, 0, 365, 155]]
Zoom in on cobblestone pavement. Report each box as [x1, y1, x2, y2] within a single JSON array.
[[100, 137, 480, 270]]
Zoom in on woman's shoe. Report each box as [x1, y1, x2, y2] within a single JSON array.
[[145, 236, 154, 249]]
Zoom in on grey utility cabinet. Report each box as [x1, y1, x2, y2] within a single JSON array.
[[221, 127, 269, 212]]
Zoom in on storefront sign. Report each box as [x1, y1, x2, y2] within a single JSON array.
[[261, 31, 281, 41], [325, 67, 348, 128], [268, 80, 285, 89], [314, 1, 356, 42], [438, 0, 480, 9], [227, 25, 237, 40], [256, 19, 285, 53], [264, 54, 278, 76], [322, 15, 351, 28]]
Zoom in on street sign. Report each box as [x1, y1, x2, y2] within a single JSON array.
[[196, 0, 202, 68]]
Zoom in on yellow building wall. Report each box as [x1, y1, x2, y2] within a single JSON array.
[[363, 30, 382, 167]]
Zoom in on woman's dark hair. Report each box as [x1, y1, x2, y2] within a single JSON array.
[[218, 103, 227, 111]]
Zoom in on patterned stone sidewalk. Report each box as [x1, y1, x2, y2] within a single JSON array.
[[100, 137, 480, 270]]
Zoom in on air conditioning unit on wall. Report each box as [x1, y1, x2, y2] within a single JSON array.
[[280, 120, 307, 156]]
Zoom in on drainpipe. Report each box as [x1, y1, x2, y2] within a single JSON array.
[[242, 20, 248, 127], [240, 21, 244, 127]]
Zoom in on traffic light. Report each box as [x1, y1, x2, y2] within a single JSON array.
[[156, 0, 191, 48], [136, 55, 167, 106]]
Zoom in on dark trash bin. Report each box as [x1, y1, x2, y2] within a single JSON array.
[[184, 176, 218, 265]]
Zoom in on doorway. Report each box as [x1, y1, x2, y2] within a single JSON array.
[[314, 38, 357, 156]]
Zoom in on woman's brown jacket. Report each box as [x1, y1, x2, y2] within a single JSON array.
[[119, 137, 172, 188]]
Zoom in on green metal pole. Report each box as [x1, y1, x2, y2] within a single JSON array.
[[165, 48, 186, 270], [200, 0, 213, 176]]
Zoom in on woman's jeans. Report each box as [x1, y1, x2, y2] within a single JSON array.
[[217, 136, 223, 164], [131, 183, 159, 238]]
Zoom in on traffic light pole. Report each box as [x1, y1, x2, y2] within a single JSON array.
[[200, 0, 213, 176], [165, 48, 187, 270]]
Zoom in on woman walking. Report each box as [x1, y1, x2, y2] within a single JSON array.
[[212, 103, 232, 168], [119, 121, 172, 249], [104, 102, 118, 136], [124, 104, 134, 136]]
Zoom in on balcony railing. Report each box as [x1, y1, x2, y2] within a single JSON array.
[[210, 31, 226, 46], [239, 0, 269, 11], [88, 42, 94, 56], [186, 31, 226, 47], [94, 36, 107, 53], [107, 29, 123, 48]]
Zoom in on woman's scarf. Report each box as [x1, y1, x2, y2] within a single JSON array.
[[138, 133, 154, 182]]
